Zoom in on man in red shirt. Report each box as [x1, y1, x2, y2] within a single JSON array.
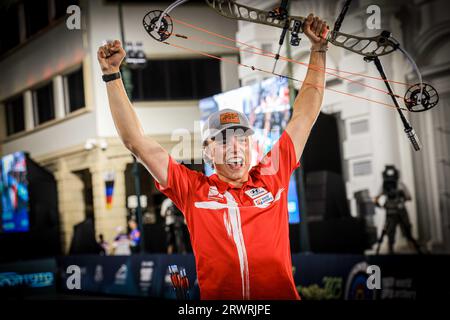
[[98, 14, 328, 300]]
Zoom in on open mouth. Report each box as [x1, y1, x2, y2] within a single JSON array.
[[226, 157, 244, 170]]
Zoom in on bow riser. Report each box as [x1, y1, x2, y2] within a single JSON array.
[[205, 0, 304, 30], [206, 0, 398, 58]]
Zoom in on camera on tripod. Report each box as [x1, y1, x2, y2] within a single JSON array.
[[382, 165, 398, 192], [375, 165, 423, 254]]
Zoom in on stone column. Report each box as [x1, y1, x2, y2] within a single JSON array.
[[54, 159, 86, 254], [53, 75, 66, 119], [90, 155, 129, 247], [24, 91, 34, 130]]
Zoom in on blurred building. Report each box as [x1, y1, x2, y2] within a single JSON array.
[[0, 0, 449, 254], [235, 0, 449, 253], [0, 0, 239, 252]]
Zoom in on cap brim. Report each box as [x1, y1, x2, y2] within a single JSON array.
[[216, 124, 253, 136], [203, 125, 254, 143]]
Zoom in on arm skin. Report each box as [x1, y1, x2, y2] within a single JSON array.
[[98, 40, 170, 187], [105, 79, 170, 186], [285, 14, 328, 161]]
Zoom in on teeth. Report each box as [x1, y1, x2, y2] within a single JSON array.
[[226, 157, 243, 165]]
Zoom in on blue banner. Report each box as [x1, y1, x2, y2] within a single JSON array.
[[0, 259, 57, 297], [3, 253, 448, 300]]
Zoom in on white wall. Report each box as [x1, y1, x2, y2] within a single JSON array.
[[0, 21, 85, 100], [0, 13, 96, 158], [1, 113, 97, 157]]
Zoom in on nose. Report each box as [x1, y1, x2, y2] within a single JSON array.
[[231, 135, 239, 149], [230, 135, 246, 148]]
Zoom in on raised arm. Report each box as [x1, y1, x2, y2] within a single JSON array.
[[285, 14, 328, 161], [97, 40, 169, 187]]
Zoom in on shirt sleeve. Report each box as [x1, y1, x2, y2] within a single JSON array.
[[257, 131, 300, 187], [154, 156, 202, 216]]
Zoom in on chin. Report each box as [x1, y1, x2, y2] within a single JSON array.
[[218, 163, 250, 181], [226, 169, 246, 180]]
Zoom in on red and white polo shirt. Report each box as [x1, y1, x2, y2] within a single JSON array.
[[155, 131, 300, 300]]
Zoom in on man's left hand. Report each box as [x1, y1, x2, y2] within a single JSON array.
[[303, 14, 329, 49]]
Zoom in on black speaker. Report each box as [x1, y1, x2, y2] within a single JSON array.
[[0, 153, 61, 262], [308, 217, 367, 254], [289, 223, 301, 253], [302, 112, 343, 175], [143, 222, 167, 253], [354, 189, 376, 218], [288, 112, 348, 252], [354, 189, 378, 248], [305, 171, 350, 221], [69, 218, 102, 255]]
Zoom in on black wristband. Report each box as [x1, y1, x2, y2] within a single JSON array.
[[102, 72, 121, 83]]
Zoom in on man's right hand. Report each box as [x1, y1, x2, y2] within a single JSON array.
[[97, 40, 126, 75], [100, 39, 170, 188]]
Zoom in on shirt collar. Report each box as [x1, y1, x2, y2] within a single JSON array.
[[208, 167, 263, 193]]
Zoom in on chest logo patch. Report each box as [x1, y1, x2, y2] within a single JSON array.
[[245, 187, 268, 199], [253, 192, 274, 207], [208, 186, 224, 200]]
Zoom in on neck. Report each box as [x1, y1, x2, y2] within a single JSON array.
[[216, 172, 249, 188]]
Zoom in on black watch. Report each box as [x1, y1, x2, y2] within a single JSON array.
[[102, 72, 121, 83]]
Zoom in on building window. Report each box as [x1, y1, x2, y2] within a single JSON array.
[[0, 4, 21, 56], [24, 0, 49, 38], [261, 43, 272, 53], [347, 78, 365, 94], [130, 58, 222, 101], [350, 119, 369, 135], [353, 160, 372, 177], [64, 66, 85, 113], [33, 82, 55, 125], [4, 95, 25, 135]]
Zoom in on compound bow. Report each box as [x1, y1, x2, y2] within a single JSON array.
[[142, 0, 439, 151]]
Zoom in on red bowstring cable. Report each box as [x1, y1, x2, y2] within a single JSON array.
[[163, 40, 408, 111], [172, 17, 415, 88], [172, 32, 405, 100]]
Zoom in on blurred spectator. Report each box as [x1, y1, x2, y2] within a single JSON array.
[[160, 197, 187, 254], [128, 219, 141, 253], [111, 226, 131, 255], [98, 233, 109, 255]]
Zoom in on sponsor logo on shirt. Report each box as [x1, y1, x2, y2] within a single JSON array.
[[253, 192, 274, 206], [245, 187, 268, 199], [208, 186, 224, 200]]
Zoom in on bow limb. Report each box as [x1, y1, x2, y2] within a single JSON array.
[[155, 0, 190, 31], [327, 30, 399, 57], [205, 0, 305, 30]]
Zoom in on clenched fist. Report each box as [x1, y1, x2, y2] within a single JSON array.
[[97, 40, 126, 75], [303, 14, 329, 49]]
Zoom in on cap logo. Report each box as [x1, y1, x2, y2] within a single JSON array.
[[220, 112, 240, 124]]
